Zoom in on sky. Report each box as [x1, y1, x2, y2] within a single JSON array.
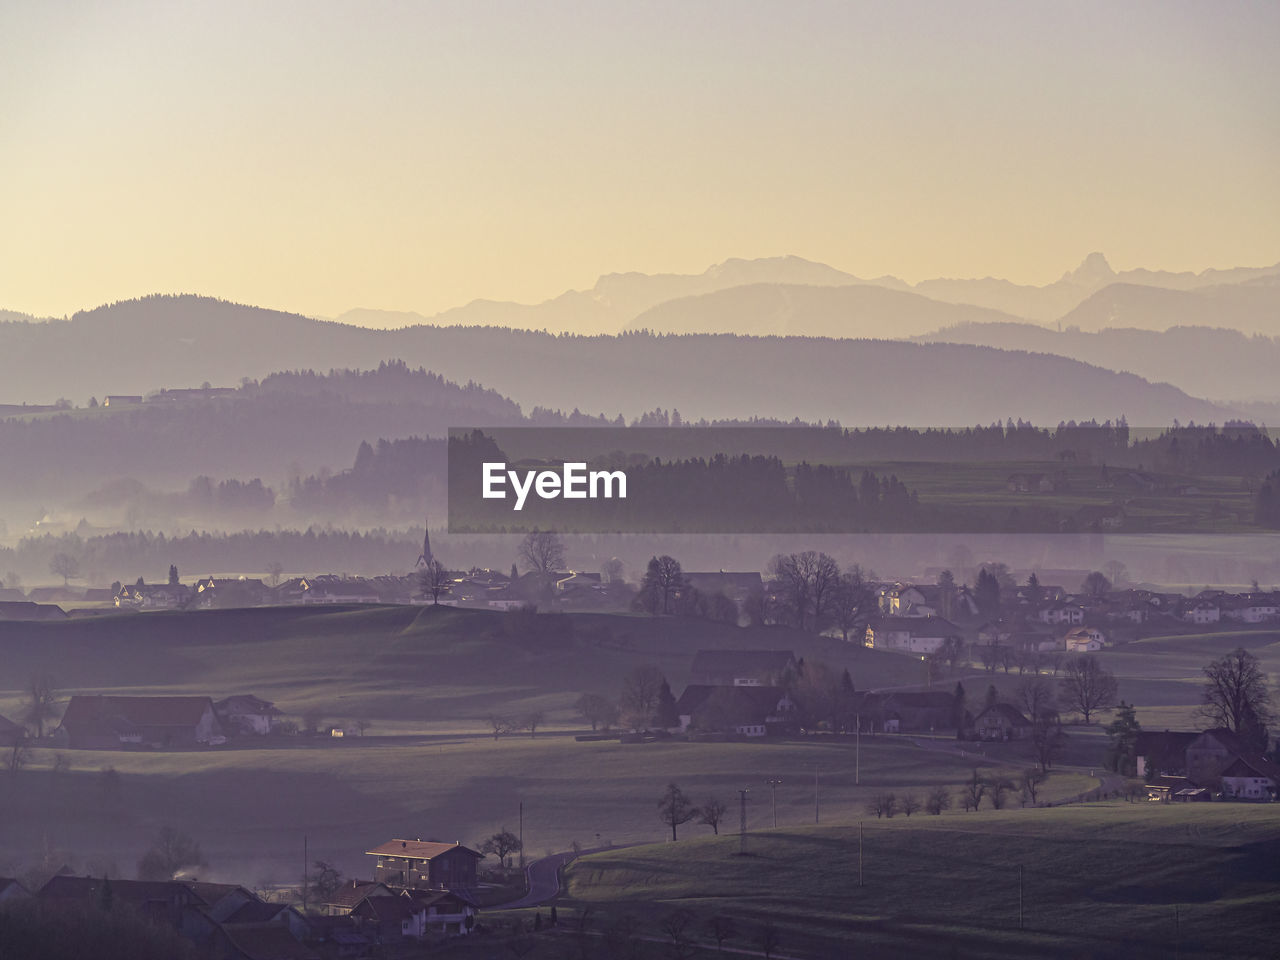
[[1, 0, 1278, 321]]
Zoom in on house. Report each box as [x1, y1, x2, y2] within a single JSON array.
[[102, 395, 143, 406], [1134, 731, 1199, 779], [38, 875, 204, 928], [1063, 626, 1106, 653], [323, 880, 396, 916], [972, 703, 1033, 741], [687, 650, 797, 687], [409, 889, 478, 936], [1181, 600, 1221, 625], [57, 695, 226, 749], [365, 840, 482, 892], [352, 894, 429, 940], [1074, 504, 1126, 530], [682, 571, 763, 604], [857, 691, 962, 734], [1037, 603, 1085, 625], [192, 577, 271, 609], [115, 582, 190, 610], [1219, 755, 1280, 801], [284, 576, 382, 605], [674, 685, 797, 736], [864, 616, 961, 655], [1185, 728, 1277, 790], [213, 695, 282, 736], [0, 601, 67, 621], [0, 878, 32, 904], [1007, 472, 1058, 493], [1144, 775, 1197, 802], [1224, 595, 1280, 624], [886, 584, 943, 617]]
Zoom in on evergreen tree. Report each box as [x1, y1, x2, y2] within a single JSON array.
[[1104, 701, 1141, 775]]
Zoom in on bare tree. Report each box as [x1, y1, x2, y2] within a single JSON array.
[[137, 826, 206, 880], [1198, 647, 1275, 752], [307, 860, 342, 903], [480, 829, 522, 868], [987, 775, 1016, 809], [522, 710, 545, 738], [48, 553, 80, 586], [657, 782, 698, 841], [758, 922, 782, 959], [925, 785, 952, 815], [7, 736, 32, 774], [1021, 768, 1047, 805], [1061, 654, 1119, 723], [661, 908, 697, 960], [961, 769, 985, 811], [831, 566, 876, 642], [21, 674, 59, 739], [574, 693, 619, 731], [707, 914, 738, 953], [518, 531, 565, 576], [487, 714, 515, 740], [900, 792, 922, 817], [419, 559, 450, 604], [620, 665, 666, 730], [698, 797, 727, 835], [1080, 571, 1112, 598], [265, 560, 284, 586], [601, 557, 625, 583], [867, 792, 897, 819]]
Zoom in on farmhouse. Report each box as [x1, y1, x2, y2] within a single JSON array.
[[57, 695, 226, 749], [365, 840, 482, 892], [687, 649, 797, 686], [855, 691, 961, 734], [675, 684, 797, 736], [864, 616, 961, 655], [1219, 756, 1280, 801], [973, 703, 1033, 741], [1037, 602, 1085, 625], [1181, 600, 1221, 625], [1134, 730, 1200, 778], [885, 583, 943, 617]]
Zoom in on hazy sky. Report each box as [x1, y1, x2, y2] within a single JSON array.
[[2, 0, 1277, 320]]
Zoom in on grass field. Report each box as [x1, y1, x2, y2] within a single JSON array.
[[537, 803, 1280, 960], [1, 604, 1277, 955]]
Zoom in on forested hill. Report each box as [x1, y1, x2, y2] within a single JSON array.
[[0, 294, 1234, 426]]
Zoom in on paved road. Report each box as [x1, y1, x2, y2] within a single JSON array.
[[491, 845, 621, 910]]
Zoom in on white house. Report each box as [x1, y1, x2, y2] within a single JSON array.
[[1064, 626, 1106, 653], [1038, 603, 1086, 625], [865, 616, 961, 655], [1219, 756, 1279, 801], [1182, 601, 1221, 625]]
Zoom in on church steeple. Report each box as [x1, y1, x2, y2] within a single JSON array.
[[416, 520, 432, 568]]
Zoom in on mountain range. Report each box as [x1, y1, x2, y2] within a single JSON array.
[[326, 252, 1280, 332], [0, 295, 1234, 427]]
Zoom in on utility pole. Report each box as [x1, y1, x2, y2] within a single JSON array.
[[1174, 904, 1180, 960], [738, 789, 750, 854], [1018, 864, 1024, 930], [814, 767, 820, 824], [302, 834, 308, 915], [519, 801, 525, 872], [858, 821, 863, 887], [855, 714, 861, 785], [766, 778, 782, 828]]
